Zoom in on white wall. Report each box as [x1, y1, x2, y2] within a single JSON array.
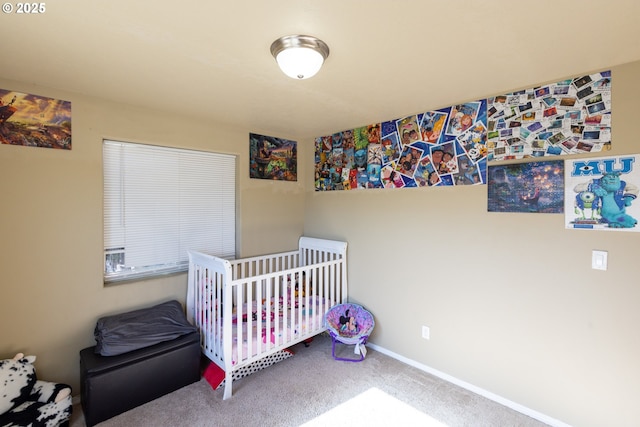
[[303, 60, 640, 427], [2, 60, 639, 426], [0, 79, 306, 392]]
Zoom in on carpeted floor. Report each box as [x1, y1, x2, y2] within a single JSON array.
[[70, 333, 550, 427]]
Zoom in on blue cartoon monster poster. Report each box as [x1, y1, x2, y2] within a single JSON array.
[[565, 154, 639, 231]]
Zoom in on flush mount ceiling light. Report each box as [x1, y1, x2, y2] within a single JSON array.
[[270, 35, 330, 80]]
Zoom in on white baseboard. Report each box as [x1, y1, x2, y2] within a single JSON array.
[[367, 343, 571, 427]]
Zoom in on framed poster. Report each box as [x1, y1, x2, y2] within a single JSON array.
[[565, 154, 639, 231], [0, 89, 72, 149], [249, 133, 297, 181], [487, 160, 564, 213]]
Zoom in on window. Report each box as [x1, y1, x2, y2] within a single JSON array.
[[103, 140, 236, 284]]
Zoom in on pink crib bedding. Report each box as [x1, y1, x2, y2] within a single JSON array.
[[229, 297, 326, 364]]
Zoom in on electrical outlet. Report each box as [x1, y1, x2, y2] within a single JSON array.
[[422, 325, 430, 340]]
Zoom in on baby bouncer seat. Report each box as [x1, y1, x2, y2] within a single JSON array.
[[324, 303, 374, 362]]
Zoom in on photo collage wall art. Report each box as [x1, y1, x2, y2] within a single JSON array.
[[487, 70, 611, 161], [314, 70, 611, 192], [315, 100, 488, 191]]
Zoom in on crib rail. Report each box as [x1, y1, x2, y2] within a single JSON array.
[[228, 250, 299, 281], [229, 258, 345, 361], [187, 251, 230, 368], [187, 237, 347, 400]]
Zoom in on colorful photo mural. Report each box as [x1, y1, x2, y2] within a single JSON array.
[[487, 70, 611, 161], [565, 154, 639, 231], [0, 89, 72, 150], [315, 100, 488, 190], [249, 133, 297, 181], [315, 69, 612, 191], [487, 160, 564, 213]]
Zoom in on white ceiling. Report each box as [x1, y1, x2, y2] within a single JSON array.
[[3, 0, 640, 141]]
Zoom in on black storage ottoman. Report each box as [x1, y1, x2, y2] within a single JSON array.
[[80, 331, 201, 426]]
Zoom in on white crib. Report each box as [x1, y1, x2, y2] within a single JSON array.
[[186, 236, 348, 399]]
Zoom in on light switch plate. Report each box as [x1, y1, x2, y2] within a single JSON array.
[[592, 250, 608, 270]]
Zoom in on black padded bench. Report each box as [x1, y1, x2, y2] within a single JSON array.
[[80, 331, 201, 426]]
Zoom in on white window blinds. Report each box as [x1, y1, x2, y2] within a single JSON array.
[[103, 140, 236, 283]]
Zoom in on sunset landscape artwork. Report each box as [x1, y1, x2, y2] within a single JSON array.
[[0, 89, 72, 150]]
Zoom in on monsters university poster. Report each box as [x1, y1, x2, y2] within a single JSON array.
[[565, 154, 639, 231]]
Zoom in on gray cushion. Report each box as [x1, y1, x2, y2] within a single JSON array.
[[94, 300, 197, 356]]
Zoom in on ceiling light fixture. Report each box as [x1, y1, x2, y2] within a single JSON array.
[[270, 35, 330, 80]]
